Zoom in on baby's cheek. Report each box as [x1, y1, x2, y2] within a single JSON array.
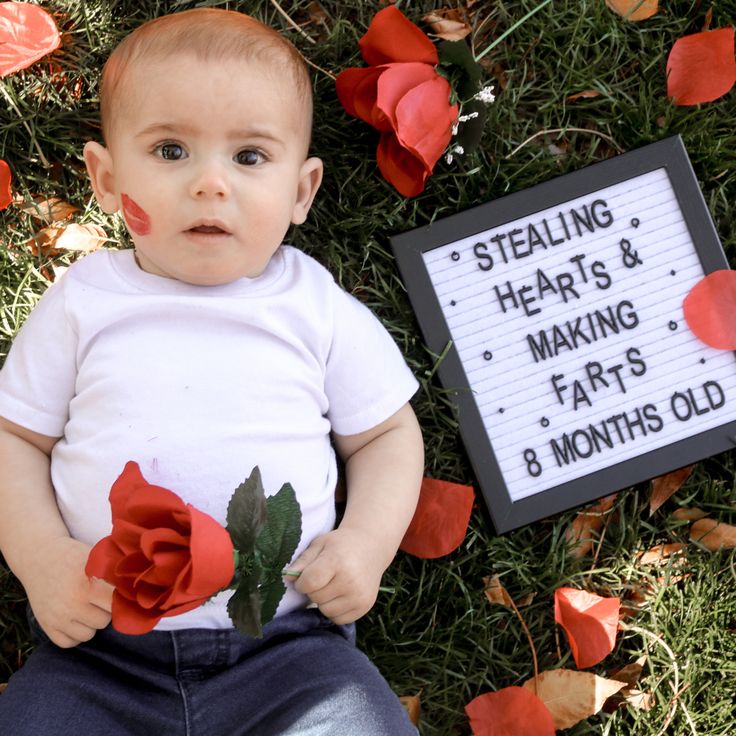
[[121, 193, 151, 236]]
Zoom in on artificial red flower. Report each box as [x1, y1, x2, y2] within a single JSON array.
[[0, 159, 11, 210], [399, 477, 474, 558], [683, 270, 736, 350], [336, 6, 458, 197], [86, 461, 235, 634], [667, 27, 736, 105], [554, 587, 620, 669], [0, 2, 61, 77], [465, 686, 555, 736]]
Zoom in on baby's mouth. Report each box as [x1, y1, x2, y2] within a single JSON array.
[[189, 225, 227, 234]]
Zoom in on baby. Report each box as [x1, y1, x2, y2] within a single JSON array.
[[0, 8, 423, 735]]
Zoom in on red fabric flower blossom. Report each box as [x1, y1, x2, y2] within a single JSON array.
[[0, 159, 11, 210], [336, 5, 458, 197], [86, 461, 235, 634]]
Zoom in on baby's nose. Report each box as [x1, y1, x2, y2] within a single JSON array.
[[190, 161, 230, 199]]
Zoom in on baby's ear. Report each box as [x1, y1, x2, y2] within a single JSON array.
[[83, 141, 118, 214], [291, 157, 323, 225]]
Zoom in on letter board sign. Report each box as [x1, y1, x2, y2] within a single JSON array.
[[391, 136, 736, 532]]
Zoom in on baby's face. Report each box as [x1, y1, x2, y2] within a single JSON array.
[[95, 54, 321, 285]]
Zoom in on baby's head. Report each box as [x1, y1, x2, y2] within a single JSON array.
[[84, 8, 323, 286]]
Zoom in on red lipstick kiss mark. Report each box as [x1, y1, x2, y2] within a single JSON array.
[[121, 194, 151, 236]]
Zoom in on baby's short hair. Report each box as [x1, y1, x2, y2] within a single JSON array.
[[99, 8, 312, 144]]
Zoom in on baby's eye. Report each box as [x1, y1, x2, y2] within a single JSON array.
[[155, 143, 186, 161], [235, 149, 263, 166]]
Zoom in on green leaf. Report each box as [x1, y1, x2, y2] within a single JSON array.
[[256, 483, 302, 576], [259, 574, 287, 625], [438, 40, 482, 90], [227, 570, 263, 638], [226, 466, 267, 553], [255, 482, 302, 626], [456, 99, 488, 155]]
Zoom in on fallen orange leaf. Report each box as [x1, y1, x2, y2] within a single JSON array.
[[667, 27, 736, 105], [27, 223, 107, 257], [565, 494, 618, 557], [422, 9, 471, 41], [671, 507, 709, 522], [605, 0, 658, 21], [0, 2, 61, 77], [523, 669, 625, 729], [690, 518, 736, 550], [636, 543, 686, 566], [554, 587, 620, 669], [649, 465, 694, 515], [465, 686, 555, 736], [399, 477, 474, 559], [483, 574, 514, 608], [399, 694, 421, 725], [0, 159, 11, 210], [683, 270, 736, 349], [565, 89, 601, 102], [15, 194, 79, 223]]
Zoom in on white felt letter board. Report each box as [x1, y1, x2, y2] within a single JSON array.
[[391, 136, 736, 532]]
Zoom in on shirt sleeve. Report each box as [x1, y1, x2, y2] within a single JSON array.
[[0, 278, 77, 437], [324, 285, 419, 436]]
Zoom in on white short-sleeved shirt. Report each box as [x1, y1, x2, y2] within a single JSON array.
[[0, 246, 418, 629]]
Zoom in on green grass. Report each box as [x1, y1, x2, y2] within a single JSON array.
[[2, 1, 736, 733]]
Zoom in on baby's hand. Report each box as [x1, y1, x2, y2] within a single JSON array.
[[288, 527, 387, 624], [23, 536, 112, 648]]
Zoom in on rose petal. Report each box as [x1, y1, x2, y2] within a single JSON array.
[[375, 62, 440, 132], [359, 5, 438, 66], [110, 590, 161, 634], [667, 27, 736, 105], [0, 2, 61, 77], [683, 270, 736, 349], [394, 76, 458, 170], [85, 536, 122, 581], [183, 504, 235, 596], [0, 159, 11, 210], [399, 477, 475, 558], [376, 132, 429, 197], [465, 686, 556, 736], [554, 587, 620, 669], [335, 65, 391, 130]]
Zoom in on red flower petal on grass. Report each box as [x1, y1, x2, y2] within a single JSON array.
[[667, 27, 736, 105], [0, 2, 61, 77], [0, 159, 11, 209], [359, 5, 438, 66], [465, 686, 555, 736], [554, 587, 620, 669], [376, 132, 430, 197], [399, 477, 474, 558], [683, 270, 736, 349]]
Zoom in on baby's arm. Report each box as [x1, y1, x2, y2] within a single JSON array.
[[291, 402, 423, 624], [0, 417, 112, 648]]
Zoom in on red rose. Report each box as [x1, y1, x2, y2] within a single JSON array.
[[336, 6, 458, 197], [86, 461, 235, 634]]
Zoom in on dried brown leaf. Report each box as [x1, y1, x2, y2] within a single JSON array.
[[608, 655, 647, 687], [399, 694, 421, 725], [307, 1, 328, 25], [15, 194, 79, 224], [690, 518, 736, 550], [671, 507, 708, 522], [565, 89, 601, 102], [27, 223, 107, 256], [482, 574, 514, 608], [636, 543, 686, 566], [422, 9, 471, 41], [605, 0, 658, 21], [522, 669, 626, 730], [649, 465, 694, 515], [566, 494, 618, 557]]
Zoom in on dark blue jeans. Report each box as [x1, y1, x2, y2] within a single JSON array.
[[0, 608, 417, 735]]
